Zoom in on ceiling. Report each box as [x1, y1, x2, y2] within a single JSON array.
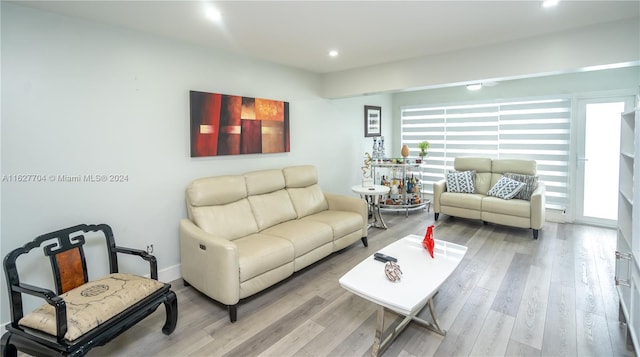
[[9, 0, 640, 74]]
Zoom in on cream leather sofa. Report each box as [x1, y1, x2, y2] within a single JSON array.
[[179, 165, 368, 322], [433, 157, 545, 239]]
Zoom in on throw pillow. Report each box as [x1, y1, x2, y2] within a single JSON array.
[[503, 172, 538, 200], [446, 170, 476, 193], [487, 176, 526, 200]]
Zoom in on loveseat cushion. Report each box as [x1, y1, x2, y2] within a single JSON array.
[[234, 234, 294, 282], [19, 273, 164, 341], [287, 184, 329, 218], [439, 192, 484, 210], [192, 198, 259, 239], [248, 189, 298, 231], [482, 196, 531, 218]]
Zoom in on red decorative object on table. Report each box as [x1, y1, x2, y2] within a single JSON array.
[[423, 224, 435, 258]]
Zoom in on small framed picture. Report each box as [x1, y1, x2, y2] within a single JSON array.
[[364, 105, 382, 137]]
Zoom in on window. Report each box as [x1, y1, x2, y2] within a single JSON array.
[[401, 98, 571, 210]]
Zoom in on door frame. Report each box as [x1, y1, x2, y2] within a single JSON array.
[[572, 92, 635, 227]]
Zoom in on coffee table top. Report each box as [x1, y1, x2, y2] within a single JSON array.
[[339, 234, 467, 316]]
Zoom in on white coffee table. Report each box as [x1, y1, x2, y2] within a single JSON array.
[[351, 184, 390, 229], [339, 234, 467, 356]]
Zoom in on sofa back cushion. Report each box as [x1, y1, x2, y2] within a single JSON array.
[[287, 184, 329, 218], [192, 199, 260, 240], [454, 157, 492, 194], [245, 169, 286, 195], [491, 159, 537, 188], [187, 175, 248, 207], [283, 165, 318, 188], [248, 190, 298, 231]]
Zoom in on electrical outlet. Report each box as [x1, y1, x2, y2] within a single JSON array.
[[146, 244, 154, 254]]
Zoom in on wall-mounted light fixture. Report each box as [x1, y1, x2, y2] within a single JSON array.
[[466, 83, 483, 91]]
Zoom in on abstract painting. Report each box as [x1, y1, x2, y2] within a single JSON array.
[[190, 91, 290, 157]]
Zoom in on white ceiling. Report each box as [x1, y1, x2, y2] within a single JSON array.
[[9, 0, 640, 74]]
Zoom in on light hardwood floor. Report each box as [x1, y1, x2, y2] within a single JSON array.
[[94, 210, 637, 357]]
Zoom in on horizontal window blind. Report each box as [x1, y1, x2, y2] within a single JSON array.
[[401, 98, 570, 210]]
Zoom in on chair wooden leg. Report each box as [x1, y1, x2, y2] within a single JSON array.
[[229, 304, 238, 322], [1, 333, 17, 357], [162, 291, 178, 335], [361, 237, 368, 247], [434, 213, 439, 221], [533, 229, 539, 240]]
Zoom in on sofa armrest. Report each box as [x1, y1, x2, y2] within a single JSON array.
[[324, 193, 368, 237], [530, 183, 546, 230], [179, 219, 240, 305], [433, 179, 447, 213]]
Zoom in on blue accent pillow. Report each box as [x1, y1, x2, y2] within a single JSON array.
[[446, 170, 475, 193], [487, 176, 526, 200]]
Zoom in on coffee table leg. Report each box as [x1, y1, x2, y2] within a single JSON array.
[[412, 298, 447, 336], [371, 306, 413, 357]]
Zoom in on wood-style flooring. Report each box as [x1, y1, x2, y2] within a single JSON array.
[[93, 210, 637, 357]]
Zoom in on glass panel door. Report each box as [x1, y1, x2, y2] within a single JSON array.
[[576, 97, 633, 226]]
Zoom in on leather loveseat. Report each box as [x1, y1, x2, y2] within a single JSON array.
[[179, 165, 368, 322], [433, 157, 545, 239]]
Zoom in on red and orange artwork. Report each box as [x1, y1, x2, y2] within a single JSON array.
[[190, 91, 290, 157]]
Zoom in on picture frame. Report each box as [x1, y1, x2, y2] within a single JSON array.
[[364, 105, 382, 137]]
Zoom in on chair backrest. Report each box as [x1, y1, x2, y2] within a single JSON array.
[[3, 224, 119, 322]]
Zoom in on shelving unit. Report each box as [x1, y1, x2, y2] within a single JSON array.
[[616, 107, 639, 353], [371, 162, 429, 217]]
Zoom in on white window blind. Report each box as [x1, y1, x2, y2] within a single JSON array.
[[401, 98, 570, 210]]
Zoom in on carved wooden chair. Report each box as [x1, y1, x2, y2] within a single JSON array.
[[1, 223, 178, 357]]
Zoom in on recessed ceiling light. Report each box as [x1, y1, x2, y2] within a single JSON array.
[[542, 0, 559, 8], [329, 50, 339, 57], [466, 83, 483, 91], [205, 7, 222, 22]]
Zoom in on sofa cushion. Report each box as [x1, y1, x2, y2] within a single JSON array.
[[234, 234, 294, 282], [287, 184, 329, 218], [446, 170, 476, 193], [263, 220, 333, 257], [440, 192, 484, 210], [248, 190, 297, 231], [192, 199, 259, 239], [504, 172, 538, 200], [283, 165, 318, 188], [187, 175, 247, 206], [487, 176, 526, 200], [302, 210, 363, 238], [245, 169, 286, 195], [482, 196, 531, 218]]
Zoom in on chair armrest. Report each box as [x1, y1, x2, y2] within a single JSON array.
[[530, 182, 546, 229], [179, 219, 240, 305], [324, 193, 368, 237], [112, 246, 159, 280], [14, 283, 68, 339], [433, 179, 447, 213]]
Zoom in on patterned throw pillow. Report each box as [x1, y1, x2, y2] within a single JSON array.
[[503, 172, 538, 200], [487, 176, 526, 200], [446, 170, 476, 193]]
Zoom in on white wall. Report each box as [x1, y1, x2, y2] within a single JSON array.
[[0, 3, 393, 323]]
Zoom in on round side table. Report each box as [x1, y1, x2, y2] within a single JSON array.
[[351, 184, 390, 229]]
